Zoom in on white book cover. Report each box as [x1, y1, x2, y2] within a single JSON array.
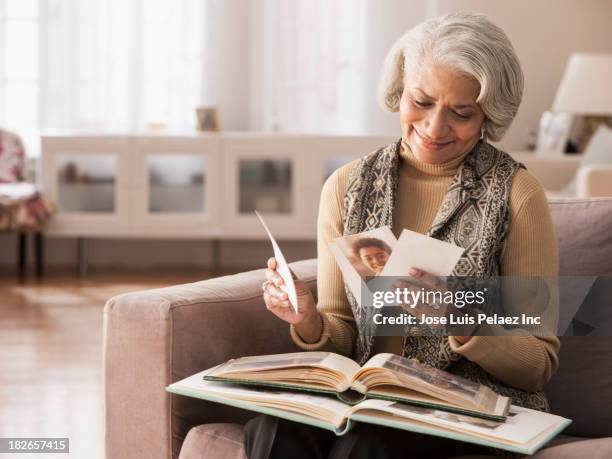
[[255, 211, 299, 313]]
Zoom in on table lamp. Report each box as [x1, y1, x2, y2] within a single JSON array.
[[552, 53, 612, 150]]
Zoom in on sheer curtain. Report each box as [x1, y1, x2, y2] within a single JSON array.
[[39, 0, 208, 132], [0, 0, 39, 158], [2, 0, 375, 150], [258, 0, 368, 134]]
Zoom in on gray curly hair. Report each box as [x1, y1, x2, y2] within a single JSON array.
[[377, 12, 524, 142]]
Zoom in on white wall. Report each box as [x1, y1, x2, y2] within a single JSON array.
[[356, 0, 612, 151], [203, 0, 253, 131], [359, 0, 431, 137]]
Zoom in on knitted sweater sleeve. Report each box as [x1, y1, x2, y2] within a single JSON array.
[[449, 169, 560, 391], [290, 163, 359, 356]]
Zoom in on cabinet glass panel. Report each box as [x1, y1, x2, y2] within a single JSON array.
[[148, 155, 205, 213], [57, 155, 115, 212], [324, 156, 359, 181], [239, 159, 292, 214]]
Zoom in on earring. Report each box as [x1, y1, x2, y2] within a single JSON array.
[[480, 124, 486, 141]]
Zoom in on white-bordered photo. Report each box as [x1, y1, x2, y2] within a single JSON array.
[[333, 227, 397, 278], [328, 227, 397, 305], [536, 111, 573, 154]]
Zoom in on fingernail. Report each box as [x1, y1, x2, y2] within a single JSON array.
[[408, 268, 418, 276]]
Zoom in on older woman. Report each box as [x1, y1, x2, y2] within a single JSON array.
[[250, 12, 558, 459]]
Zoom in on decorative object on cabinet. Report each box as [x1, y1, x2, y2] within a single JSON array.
[[196, 107, 220, 132], [536, 111, 573, 154]]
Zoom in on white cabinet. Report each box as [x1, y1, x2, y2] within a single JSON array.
[[41, 133, 397, 239], [221, 137, 312, 239], [42, 136, 132, 237], [131, 136, 222, 237]]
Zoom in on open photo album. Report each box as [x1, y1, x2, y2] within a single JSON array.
[[201, 351, 509, 420], [167, 352, 571, 455]]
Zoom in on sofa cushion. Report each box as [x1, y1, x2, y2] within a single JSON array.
[[531, 437, 612, 459], [545, 199, 612, 438], [545, 336, 612, 438], [178, 423, 246, 459], [549, 198, 612, 275]]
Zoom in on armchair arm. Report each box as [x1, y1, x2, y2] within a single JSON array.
[[103, 259, 317, 459], [577, 165, 612, 197], [512, 153, 580, 191]]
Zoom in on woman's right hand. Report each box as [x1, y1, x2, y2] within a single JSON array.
[[263, 257, 323, 342]]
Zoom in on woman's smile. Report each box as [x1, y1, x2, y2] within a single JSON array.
[[412, 128, 454, 151]]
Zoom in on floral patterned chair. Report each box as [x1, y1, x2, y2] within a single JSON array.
[[0, 129, 54, 278]]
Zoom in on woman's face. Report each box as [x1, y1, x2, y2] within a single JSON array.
[[359, 246, 390, 274], [400, 61, 485, 164]]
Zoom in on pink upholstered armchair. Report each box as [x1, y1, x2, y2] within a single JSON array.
[[0, 129, 54, 278]]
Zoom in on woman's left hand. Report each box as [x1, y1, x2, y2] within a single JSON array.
[[406, 267, 447, 292], [392, 267, 448, 324], [397, 268, 472, 343]]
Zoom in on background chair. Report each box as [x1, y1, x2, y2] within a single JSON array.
[[513, 153, 612, 198], [0, 129, 54, 278], [103, 198, 612, 459]]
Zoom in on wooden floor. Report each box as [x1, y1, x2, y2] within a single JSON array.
[[0, 271, 221, 459]]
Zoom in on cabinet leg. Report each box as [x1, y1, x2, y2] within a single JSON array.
[[77, 237, 88, 277], [34, 232, 44, 279], [17, 232, 27, 280], [212, 239, 220, 274]]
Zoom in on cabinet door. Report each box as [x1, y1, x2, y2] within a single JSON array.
[[222, 137, 312, 239], [131, 136, 221, 237], [303, 136, 398, 235], [41, 136, 131, 236]]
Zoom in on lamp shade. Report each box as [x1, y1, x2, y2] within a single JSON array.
[[552, 53, 612, 115]]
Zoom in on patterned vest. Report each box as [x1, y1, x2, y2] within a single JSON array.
[[343, 138, 549, 412]]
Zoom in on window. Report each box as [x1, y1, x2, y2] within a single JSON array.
[[0, 0, 39, 156], [39, 0, 207, 133], [260, 0, 367, 134]]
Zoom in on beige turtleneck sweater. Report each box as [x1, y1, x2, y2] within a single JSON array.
[[290, 143, 560, 392]]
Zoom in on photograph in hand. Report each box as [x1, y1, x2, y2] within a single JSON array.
[[328, 228, 465, 313], [332, 227, 398, 279]]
